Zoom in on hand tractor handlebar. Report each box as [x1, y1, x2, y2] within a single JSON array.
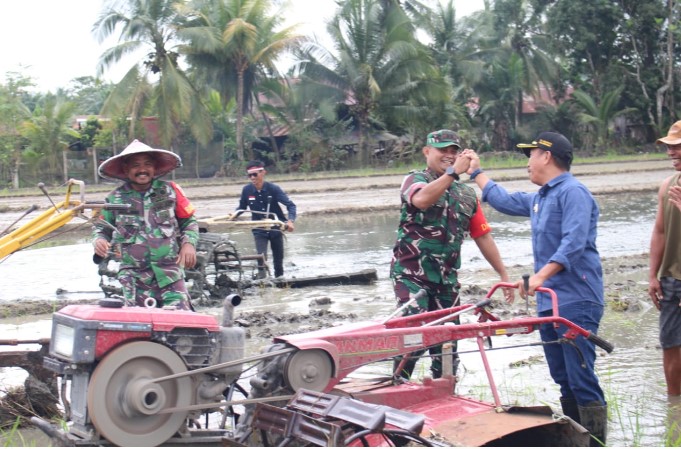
[[486, 278, 613, 354]]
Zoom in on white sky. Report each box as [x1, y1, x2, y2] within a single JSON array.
[[0, 0, 484, 93]]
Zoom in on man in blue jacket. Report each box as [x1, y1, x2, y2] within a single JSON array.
[[463, 132, 607, 446], [236, 160, 296, 278]]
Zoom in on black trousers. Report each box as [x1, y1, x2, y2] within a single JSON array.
[[253, 229, 285, 277]]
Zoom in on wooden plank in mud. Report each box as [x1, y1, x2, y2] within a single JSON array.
[[261, 268, 378, 288]]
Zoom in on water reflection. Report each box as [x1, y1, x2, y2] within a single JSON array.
[[0, 190, 668, 446]]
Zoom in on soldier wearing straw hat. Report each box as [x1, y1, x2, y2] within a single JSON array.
[[93, 139, 198, 310]]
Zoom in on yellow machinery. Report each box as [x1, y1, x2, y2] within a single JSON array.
[[0, 179, 125, 259]]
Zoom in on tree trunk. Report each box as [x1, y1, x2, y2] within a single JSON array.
[[11, 160, 19, 189], [195, 141, 200, 178], [359, 114, 370, 167], [657, 0, 675, 127], [236, 68, 245, 162], [255, 95, 280, 163], [62, 150, 68, 183], [92, 147, 99, 184], [492, 119, 510, 151], [516, 89, 523, 128]]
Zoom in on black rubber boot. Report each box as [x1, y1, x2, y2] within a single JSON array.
[[431, 353, 460, 379], [559, 396, 581, 424], [578, 402, 608, 446], [393, 354, 419, 380]]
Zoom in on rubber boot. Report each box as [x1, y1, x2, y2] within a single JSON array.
[[393, 354, 419, 380], [559, 396, 581, 424], [578, 402, 608, 446], [431, 353, 460, 379]]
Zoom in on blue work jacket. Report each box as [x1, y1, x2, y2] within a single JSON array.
[[482, 172, 604, 312]]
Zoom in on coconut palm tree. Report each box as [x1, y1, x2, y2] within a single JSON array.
[[179, 0, 303, 164], [0, 73, 33, 188], [20, 94, 80, 183], [447, 0, 558, 149], [293, 0, 438, 165], [93, 0, 211, 148], [570, 86, 637, 150], [492, 0, 558, 129]]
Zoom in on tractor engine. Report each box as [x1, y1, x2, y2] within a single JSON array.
[[42, 295, 245, 446]]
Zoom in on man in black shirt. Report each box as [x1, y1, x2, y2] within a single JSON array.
[[236, 160, 297, 278]]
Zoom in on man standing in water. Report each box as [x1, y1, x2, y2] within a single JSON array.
[[649, 120, 681, 397], [464, 132, 607, 446], [235, 160, 296, 278], [390, 129, 513, 381], [93, 140, 198, 310]]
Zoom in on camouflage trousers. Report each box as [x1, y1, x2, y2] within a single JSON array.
[[392, 277, 460, 379], [118, 268, 192, 310]]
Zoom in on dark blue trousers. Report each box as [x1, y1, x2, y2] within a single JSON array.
[[253, 229, 285, 277], [539, 301, 606, 406]]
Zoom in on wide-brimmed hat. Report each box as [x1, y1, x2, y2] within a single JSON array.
[[656, 121, 681, 145], [98, 139, 182, 181], [517, 131, 573, 164]]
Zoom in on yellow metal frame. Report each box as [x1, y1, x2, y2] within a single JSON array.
[[0, 181, 287, 259], [0, 179, 103, 259]]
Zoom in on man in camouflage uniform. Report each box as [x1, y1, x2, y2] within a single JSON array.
[[93, 140, 199, 310], [390, 129, 513, 380]]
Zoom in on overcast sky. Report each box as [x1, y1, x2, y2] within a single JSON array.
[[0, 0, 483, 93]]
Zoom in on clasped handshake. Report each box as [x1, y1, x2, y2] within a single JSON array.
[[449, 148, 482, 176]]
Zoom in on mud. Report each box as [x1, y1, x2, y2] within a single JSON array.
[[0, 159, 662, 322], [0, 253, 652, 327]]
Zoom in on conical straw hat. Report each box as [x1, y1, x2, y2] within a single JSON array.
[[98, 139, 182, 181]]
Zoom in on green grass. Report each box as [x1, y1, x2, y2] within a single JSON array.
[[0, 418, 26, 447]]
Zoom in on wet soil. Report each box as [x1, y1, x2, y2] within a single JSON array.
[[0, 159, 667, 446], [0, 158, 663, 320]]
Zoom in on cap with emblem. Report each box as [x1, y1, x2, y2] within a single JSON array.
[[426, 129, 462, 150], [517, 131, 573, 165]]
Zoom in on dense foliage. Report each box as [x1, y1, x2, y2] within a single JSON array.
[[0, 0, 678, 187]]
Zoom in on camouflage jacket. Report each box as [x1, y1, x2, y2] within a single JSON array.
[[390, 168, 479, 286], [93, 179, 199, 288]]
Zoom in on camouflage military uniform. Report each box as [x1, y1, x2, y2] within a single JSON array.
[[390, 167, 482, 378], [93, 179, 199, 309]]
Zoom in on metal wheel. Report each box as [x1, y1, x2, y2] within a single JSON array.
[[86, 341, 192, 447], [284, 349, 333, 392]]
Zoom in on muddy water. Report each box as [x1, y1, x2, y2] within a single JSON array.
[[0, 191, 670, 446]]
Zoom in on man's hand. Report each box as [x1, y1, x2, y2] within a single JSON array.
[[285, 220, 295, 232], [177, 243, 197, 269], [501, 280, 515, 303], [517, 273, 546, 298], [459, 149, 481, 173], [669, 185, 681, 212], [94, 238, 111, 258], [648, 277, 663, 311], [453, 152, 471, 175]]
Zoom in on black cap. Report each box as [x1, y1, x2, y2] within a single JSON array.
[[517, 131, 573, 164]]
